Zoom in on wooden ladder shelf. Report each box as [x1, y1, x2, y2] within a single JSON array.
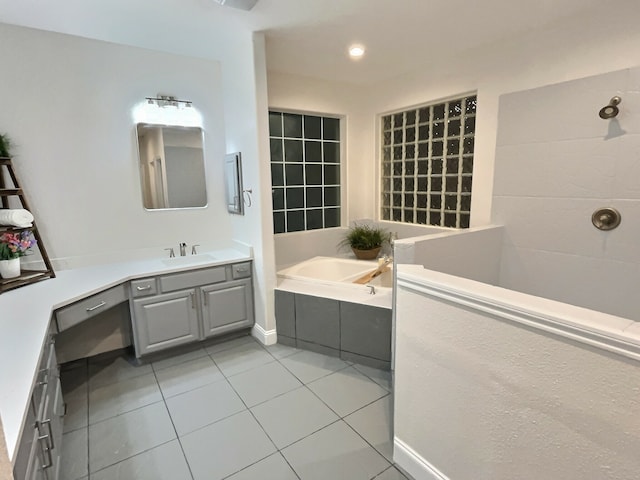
[[0, 157, 55, 293]]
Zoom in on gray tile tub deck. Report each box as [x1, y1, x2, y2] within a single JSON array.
[[59, 335, 410, 480]]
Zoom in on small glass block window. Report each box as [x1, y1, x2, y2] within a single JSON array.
[[380, 94, 476, 228], [269, 111, 342, 233]]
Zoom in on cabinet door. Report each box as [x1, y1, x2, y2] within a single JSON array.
[[201, 279, 254, 338], [132, 289, 200, 356]]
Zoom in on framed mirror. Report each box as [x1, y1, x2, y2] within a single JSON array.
[[136, 123, 207, 209], [224, 152, 244, 215]]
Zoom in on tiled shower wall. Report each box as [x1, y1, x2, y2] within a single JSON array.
[[492, 67, 640, 320]]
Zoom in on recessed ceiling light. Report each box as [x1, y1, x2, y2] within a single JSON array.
[[348, 45, 365, 59]]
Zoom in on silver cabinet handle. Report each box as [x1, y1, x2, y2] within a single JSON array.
[[136, 285, 152, 291], [37, 368, 48, 386], [190, 293, 196, 309], [39, 419, 54, 449], [38, 433, 53, 469], [86, 301, 106, 312], [236, 267, 248, 273], [203, 291, 208, 306]]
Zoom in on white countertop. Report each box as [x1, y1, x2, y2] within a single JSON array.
[[0, 248, 251, 461]]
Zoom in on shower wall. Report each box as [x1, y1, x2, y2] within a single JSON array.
[[492, 67, 640, 321]]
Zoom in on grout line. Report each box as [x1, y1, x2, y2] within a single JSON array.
[[151, 362, 196, 480]]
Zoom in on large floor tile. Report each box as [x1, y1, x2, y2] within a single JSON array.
[[181, 410, 276, 480], [166, 380, 246, 436], [151, 347, 209, 372], [60, 427, 88, 480], [279, 350, 349, 384], [88, 352, 152, 389], [60, 360, 88, 394], [209, 342, 275, 377], [345, 395, 394, 461], [155, 355, 225, 398], [251, 387, 338, 449], [88, 402, 176, 473], [225, 452, 298, 480], [89, 372, 162, 424], [227, 361, 302, 407], [63, 383, 88, 433], [352, 363, 393, 391], [282, 420, 390, 480], [307, 366, 389, 416], [374, 466, 410, 480], [90, 440, 192, 480]]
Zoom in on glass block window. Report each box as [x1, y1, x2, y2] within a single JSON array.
[[380, 94, 476, 228], [269, 111, 341, 233]]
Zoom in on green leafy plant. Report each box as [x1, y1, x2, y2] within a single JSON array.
[[339, 223, 391, 251], [0, 134, 12, 158]]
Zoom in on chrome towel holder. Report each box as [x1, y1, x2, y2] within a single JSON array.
[[599, 96, 622, 119]]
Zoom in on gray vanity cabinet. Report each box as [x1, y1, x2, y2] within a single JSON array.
[[201, 278, 254, 338], [130, 261, 254, 357], [132, 289, 200, 356], [14, 327, 64, 480]]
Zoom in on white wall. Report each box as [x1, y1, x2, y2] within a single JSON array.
[[394, 273, 640, 480], [0, 23, 228, 266], [0, 23, 276, 338], [267, 1, 640, 232], [394, 226, 503, 285], [493, 67, 640, 321]]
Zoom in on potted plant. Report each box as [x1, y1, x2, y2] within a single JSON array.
[[0, 230, 37, 278], [339, 223, 391, 260], [0, 133, 12, 158]]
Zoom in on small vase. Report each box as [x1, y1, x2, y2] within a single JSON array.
[[0, 258, 20, 279], [351, 247, 382, 260]]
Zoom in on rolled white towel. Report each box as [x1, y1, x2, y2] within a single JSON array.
[[0, 209, 34, 227]]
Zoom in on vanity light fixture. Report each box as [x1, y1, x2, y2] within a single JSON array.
[[145, 95, 192, 109], [348, 44, 366, 59]]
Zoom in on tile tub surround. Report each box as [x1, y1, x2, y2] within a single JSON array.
[[275, 290, 393, 370], [59, 336, 408, 480], [0, 247, 251, 463]]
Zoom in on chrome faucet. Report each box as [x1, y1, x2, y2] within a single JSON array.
[[366, 284, 376, 295], [179, 242, 187, 257], [165, 247, 175, 258]]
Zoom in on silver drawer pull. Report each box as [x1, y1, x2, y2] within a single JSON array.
[[86, 301, 107, 312], [136, 285, 152, 291], [190, 293, 196, 309], [236, 267, 248, 272], [38, 434, 53, 469]]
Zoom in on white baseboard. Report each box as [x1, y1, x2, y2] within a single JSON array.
[[251, 323, 277, 345], [394, 437, 449, 480]]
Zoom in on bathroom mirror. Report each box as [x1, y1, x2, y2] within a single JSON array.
[[224, 152, 244, 215], [136, 123, 207, 209]]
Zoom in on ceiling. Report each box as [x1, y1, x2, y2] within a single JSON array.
[[0, 0, 614, 85]]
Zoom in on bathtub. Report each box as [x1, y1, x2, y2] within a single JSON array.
[[275, 256, 394, 368], [277, 256, 393, 306]]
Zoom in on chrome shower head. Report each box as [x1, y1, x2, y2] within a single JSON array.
[[599, 96, 621, 119]]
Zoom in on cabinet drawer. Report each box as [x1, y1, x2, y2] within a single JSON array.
[[231, 262, 252, 279], [160, 266, 226, 293], [55, 284, 127, 332], [131, 278, 158, 298]]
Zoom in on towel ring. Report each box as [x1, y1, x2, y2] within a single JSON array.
[[243, 189, 253, 208]]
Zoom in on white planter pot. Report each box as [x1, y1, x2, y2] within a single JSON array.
[[0, 258, 20, 279]]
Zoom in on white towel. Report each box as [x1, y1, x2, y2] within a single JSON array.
[[0, 209, 34, 228]]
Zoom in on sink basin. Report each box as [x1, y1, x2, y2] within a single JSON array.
[[161, 253, 216, 267]]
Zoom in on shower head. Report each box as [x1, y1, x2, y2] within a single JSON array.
[[599, 96, 621, 119]]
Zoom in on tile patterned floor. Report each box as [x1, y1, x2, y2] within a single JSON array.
[[59, 335, 410, 480]]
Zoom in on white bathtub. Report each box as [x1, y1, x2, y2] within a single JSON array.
[[277, 256, 393, 308]]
